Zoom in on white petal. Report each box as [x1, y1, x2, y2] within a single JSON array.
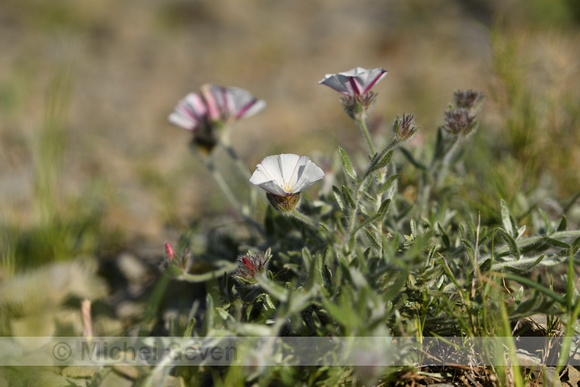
[[255, 180, 288, 196], [286, 155, 312, 189], [340, 67, 366, 77], [182, 92, 207, 118], [202, 85, 265, 120], [319, 67, 387, 96], [236, 98, 266, 119], [168, 93, 207, 130], [291, 160, 325, 192], [250, 162, 289, 196], [277, 154, 302, 187], [249, 165, 276, 186], [357, 68, 387, 94], [318, 74, 351, 95], [168, 111, 196, 130], [252, 155, 285, 185]]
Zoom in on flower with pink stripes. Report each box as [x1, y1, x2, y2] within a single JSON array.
[[319, 67, 387, 97], [319, 67, 387, 120], [169, 84, 265, 152]]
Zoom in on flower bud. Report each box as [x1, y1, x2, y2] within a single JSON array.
[[392, 113, 419, 142], [453, 89, 484, 112], [233, 251, 271, 287], [267, 192, 301, 213], [164, 242, 175, 261], [442, 108, 478, 136]]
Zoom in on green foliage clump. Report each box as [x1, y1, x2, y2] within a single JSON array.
[[150, 75, 580, 386]]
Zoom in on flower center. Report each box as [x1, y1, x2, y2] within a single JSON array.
[[280, 181, 293, 193]]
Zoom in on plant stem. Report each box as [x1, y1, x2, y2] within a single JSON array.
[[220, 135, 252, 180], [292, 209, 319, 228], [204, 157, 264, 234], [356, 114, 376, 155], [220, 135, 260, 215], [435, 137, 460, 188]]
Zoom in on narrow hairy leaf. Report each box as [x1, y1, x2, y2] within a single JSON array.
[[501, 272, 566, 305], [496, 227, 521, 260], [321, 264, 333, 292], [183, 318, 196, 338], [438, 223, 451, 250], [364, 150, 393, 178], [379, 174, 400, 195], [399, 147, 427, 170], [363, 228, 381, 249], [338, 147, 358, 180], [557, 215, 567, 232], [544, 236, 570, 249], [571, 237, 580, 255], [354, 213, 381, 235], [538, 208, 552, 235], [332, 185, 346, 212], [493, 255, 547, 273], [500, 199, 517, 237], [341, 185, 356, 209], [255, 275, 288, 302], [177, 262, 238, 282], [377, 198, 391, 220]]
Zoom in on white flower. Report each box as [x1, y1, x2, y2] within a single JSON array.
[[250, 154, 325, 197], [319, 67, 387, 96]]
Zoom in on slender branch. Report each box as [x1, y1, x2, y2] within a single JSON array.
[[220, 135, 252, 180], [292, 210, 319, 228], [356, 114, 375, 155], [204, 157, 264, 234], [220, 133, 260, 215]]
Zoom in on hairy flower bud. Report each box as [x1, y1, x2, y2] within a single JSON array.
[[392, 113, 419, 142], [453, 89, 484, 112], [443, 108, 478, 136], [233, 251, 271, 287]]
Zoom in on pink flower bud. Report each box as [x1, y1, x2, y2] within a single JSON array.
[[164, 242, 175, 260]]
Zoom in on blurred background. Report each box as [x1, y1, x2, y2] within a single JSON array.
[[1, 0, 580, 275]]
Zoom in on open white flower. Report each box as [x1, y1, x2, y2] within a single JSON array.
[[250, 154, 324, 196], [319, 67, 387, 96], [250, 154, 324, 212]]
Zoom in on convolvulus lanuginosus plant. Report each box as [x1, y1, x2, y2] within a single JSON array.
[[152, 67, 579, 385]]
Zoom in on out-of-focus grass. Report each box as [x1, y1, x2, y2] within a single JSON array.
[[0, 61, 122, 274]]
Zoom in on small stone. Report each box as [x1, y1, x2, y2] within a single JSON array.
[[112, 365, 140, 380], [543, 367, 562, 387], [117, 253, 149, 283], [27, 371, 78, 387], [99, 369, 134, 387], [566, 366, 580, 387], [61, 366, 101, 378], [516, 349, 542, 369]]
